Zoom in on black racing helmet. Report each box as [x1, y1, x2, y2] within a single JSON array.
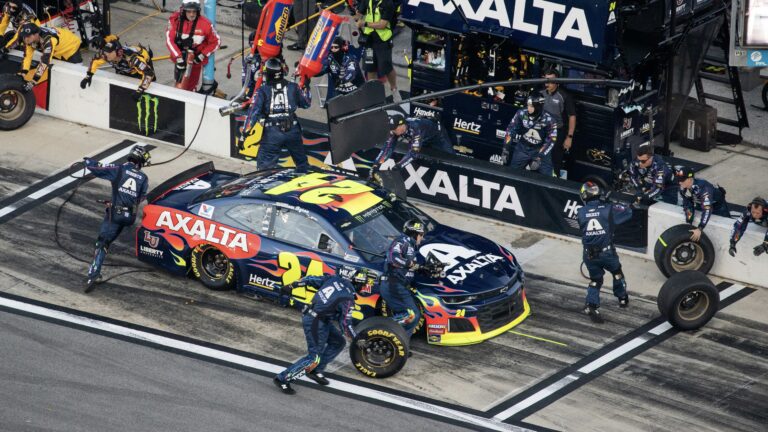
[[388, 112, 406, 130], [128, 145, 151, 167], [263, 57, 284, 84], [674, 165, 695, 182], [403, 218, 426, 237], [19, 22, 40, 38], [527, 95, 546, 118], [579, 181, 602, 203]]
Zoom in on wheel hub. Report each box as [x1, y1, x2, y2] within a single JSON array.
[[363, 338, 396, 367], [674, 243, 696, 264], [0, 92, 18, 113]]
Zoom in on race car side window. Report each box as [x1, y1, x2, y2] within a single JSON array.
[[222, 204, 271, 234], [272, 208, 344, 255]]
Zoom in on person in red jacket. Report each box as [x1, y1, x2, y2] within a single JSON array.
[[165, 0, 221, 91]]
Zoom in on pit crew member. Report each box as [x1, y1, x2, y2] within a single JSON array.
[[675, 166, 730, 242], [165, 0, 221, 91], [380, 219, 425, 335], [628, 144, 678, 205], [729, 197, 768, 257], [0, 0, 39, 50], [370, 112, 454, 175], [502, 95, 557, 176], [81, 36, 155, 97], [318, 36, 364, 101], [18, 23, 82, 91]]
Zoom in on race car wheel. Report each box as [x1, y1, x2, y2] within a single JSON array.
[[191, 244, 235, 290], [653, 224, 715, 278], [657, 270, 719, 331], [350, 316, 410, 379], [0, 74, 36, 131]]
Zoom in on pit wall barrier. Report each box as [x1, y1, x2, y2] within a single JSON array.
[[23, 57, 766, 288], [647, 202, 768, 287]]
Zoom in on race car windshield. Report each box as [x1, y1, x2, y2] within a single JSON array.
[[341, 200, 434, 262]]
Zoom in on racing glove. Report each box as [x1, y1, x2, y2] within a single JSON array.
[[753, 242, 768, 257], [500, 147, 510, 165], [728, 242, 737, 257], [529, 156, 542, 172], [193, 53, 206, 64], [80, 73, 93, 89], [175, 56, 187, 70], [236, 135, 246, 151], [355, 339, 370, 350], [132, 89, 144, 101]]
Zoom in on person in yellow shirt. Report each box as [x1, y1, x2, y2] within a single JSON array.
[[18, 23, 82, 91], [0, 0, 39, 50], [81, 36, 155, 98]]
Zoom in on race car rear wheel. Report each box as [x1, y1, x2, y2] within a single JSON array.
[[350, 316, 410, 379], [657, 270, 719, 330], [0, 74, 36, 131], [191, 244, 235, 290], [654, 224, 715, 278]]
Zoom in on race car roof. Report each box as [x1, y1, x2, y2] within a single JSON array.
[[196, 168, 391, 225]]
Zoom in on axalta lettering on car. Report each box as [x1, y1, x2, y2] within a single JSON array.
[[137, 162, 530, 346]]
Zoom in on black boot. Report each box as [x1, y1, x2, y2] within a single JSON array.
[[84, 275, 102, 294], [307, 371, 330, 386], [583, 304, 604, 324], [273, 376, 296, 395]]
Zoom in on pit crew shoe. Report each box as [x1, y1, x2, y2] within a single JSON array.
[[583, 304, 605, 324], [307, 372, 330, 386], [273, 377, 295, 395], [84, 275, 102, 294], [618, 296, 629, 308]]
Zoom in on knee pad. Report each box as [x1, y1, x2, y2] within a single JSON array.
[[612, 267, 626, 283], [394, 309, 415, 325], [589, 279, 603, 289], [94, 239, 109, 253]]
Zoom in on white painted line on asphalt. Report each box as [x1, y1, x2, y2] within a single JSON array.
[[492, 284, 745, 421], [0, 296, 533, 432]]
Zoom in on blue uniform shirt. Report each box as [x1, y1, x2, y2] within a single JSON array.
[[298, 275, 357, 338], [628, 155, 675, 200], [680, 179, 721, 229], [375, 118, 442, 169], [577, 199, 633, 249], [503, 109, 557, 156], [730, 205, 768, 245], [85, 159, 148, 211], [243, 80, 311, 131], [320, 52, 364, 96], [385, 233, 419, 282]]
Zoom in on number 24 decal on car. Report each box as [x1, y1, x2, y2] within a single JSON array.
[[265, 172, 382, 215], [279, 252, 324, 304]]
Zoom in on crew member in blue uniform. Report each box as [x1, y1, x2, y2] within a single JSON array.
[[380, 219, 425, 334], [318, 36, 364, 102], [274, 267, 368, 395], [241, 57, 312, 172], [502, 95, 557, 176], [628, 144, 678, 205], [371, 113, 454, 174], [729, 196, 768, 257], [84, 145, 151, 293], [675, 166, 730, 242], [577, 181, 633, 323]]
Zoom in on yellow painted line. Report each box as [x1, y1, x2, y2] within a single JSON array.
[[508, 330, 568, 347]]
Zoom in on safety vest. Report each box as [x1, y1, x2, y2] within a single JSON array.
[[363, 0, 392, 42]]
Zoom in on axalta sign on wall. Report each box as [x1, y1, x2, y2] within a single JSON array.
[[402, 0, 613, 64], [142, 205, 262, 260]]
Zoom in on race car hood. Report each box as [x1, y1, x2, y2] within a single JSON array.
[[413, 225, 521, 295]]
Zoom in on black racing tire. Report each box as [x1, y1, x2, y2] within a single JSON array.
[[654, 224, 715, 278], [191, 244, 235, 290], [350, 316, 410, 379], [377, 296, 425, 335], [657, 270, 719, 330], [0, 74, 36, 131]]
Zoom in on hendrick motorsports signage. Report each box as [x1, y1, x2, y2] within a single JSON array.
[[109, 85, 185, 145]]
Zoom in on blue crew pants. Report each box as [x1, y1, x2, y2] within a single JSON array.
[[277, 314, 346, 382], [256, 125, 309, 172], [583, 248, 627, 307], [379, 276, 422, 334], [510, 142, 554, 176]]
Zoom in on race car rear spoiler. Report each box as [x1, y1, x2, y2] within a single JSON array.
[[147, 162, 215, 204]]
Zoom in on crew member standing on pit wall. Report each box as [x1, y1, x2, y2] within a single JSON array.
[[0, 0, 39, 50], [501, 95, 557, 176], [17, 23, 82, 91], [540, 69, 576, 179], [380, 219, 425, 336], [355, 0, 401, 102], [675, 166, 730, 242], [317, 36, 364, 102], [240, 58, 312, 172], [577, 181, 633, 324], [628, 144, 678, 205], [84, 145, 150, 294], [81, 37, 155, 98], [273, 268, 368, 395], [729, 197, 768, 257], [166, 0, 221, 92], [370, 113, 454, 177]]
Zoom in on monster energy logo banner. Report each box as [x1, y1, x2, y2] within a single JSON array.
[[137, 94, 159, 135], [109, 85, 186, 146]]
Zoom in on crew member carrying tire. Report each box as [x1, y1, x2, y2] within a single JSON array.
[[577, 181, 633, 323], [84, 145, 151, 293], [274, 267, 369, 395], [501, 95, 557, 176], [18, 23, 82, 92], [81, 36, 155, 98], [165, 0, 221, 91], [674, 165, 730, 243], [729, 196, 768, 257], [380, 218, 425, 335]]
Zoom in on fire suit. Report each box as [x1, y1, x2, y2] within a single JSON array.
[[374, 118, 454, 170], [21, 27, 82, 84], [680, 179, 730, 230], [84, 159, 148, 280], [243, 79, 312, 171], [503, 109, 557, 176], [730, 204, 768, 247], [277, 275, 357, 383], [165, 10, 221, 91], [86, 44, 155, 93], [381, 234, 422, 334], [319, 50, 364, 101], [628, 155, 678, 204], [0, 2, 38, 49]]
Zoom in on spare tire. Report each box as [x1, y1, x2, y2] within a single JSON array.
[[657, 270, 719, 330], [0, 74, 36, 131], [350, 316, 410, 379], [654, 224, 715, 277]]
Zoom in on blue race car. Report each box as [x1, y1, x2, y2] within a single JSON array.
[[137, 163, 530, 347]]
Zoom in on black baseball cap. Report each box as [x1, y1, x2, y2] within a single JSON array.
[[388, 113, 406, 130], [674, 165, 695, 181]]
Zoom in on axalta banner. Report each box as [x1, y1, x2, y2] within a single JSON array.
[[402, 0, 615, 64]]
